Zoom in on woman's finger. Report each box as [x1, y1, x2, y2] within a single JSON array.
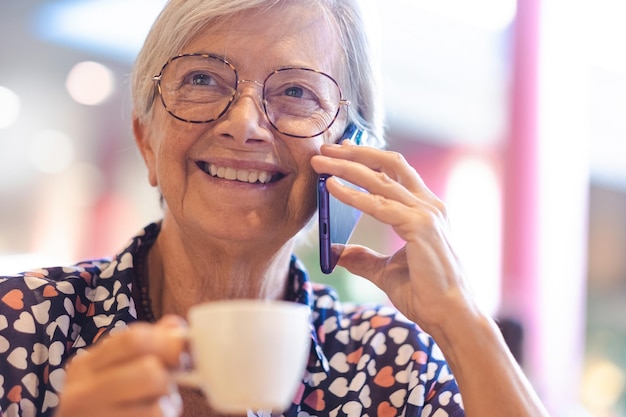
[[335, 244, 391, 279], [57, 394, 171, 417], [314, 156, 420, 208], [77, 355, 173, 402], [323, 176, 446, 244], [316, 142, 427, 192], [312, 144, 445, 215], [72, 317, 187, 373]]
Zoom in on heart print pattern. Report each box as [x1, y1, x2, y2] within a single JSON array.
[[0, 222, 464, 417]]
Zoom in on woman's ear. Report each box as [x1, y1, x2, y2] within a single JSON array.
[[133, 114, 158, 187]]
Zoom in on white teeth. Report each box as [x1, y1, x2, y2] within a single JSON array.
[[224, 167, 237, 180], [248, 171, 259, 183], [204, 163, 274, 184]]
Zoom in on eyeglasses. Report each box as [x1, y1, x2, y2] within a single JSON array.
[[152, 53, 350, 139]]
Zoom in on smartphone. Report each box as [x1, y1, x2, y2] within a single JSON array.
[[318, 124, 366, 274]]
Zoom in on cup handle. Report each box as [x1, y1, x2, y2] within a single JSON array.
[[170, 328, 203, 388]]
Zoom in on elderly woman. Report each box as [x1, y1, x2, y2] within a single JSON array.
[[0, 0, 549, 416]]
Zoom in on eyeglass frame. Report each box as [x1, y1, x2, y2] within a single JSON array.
[[151, 52, 351, 139]]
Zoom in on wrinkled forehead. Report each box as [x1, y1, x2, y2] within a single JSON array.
[[182, 3, 346, 80]]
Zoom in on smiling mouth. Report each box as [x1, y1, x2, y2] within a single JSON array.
[[197, 162, 284, 184]]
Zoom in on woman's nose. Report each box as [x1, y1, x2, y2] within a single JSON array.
[[212, 81, 274, 144]]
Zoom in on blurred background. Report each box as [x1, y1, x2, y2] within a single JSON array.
[[1, 0, 625, 416]]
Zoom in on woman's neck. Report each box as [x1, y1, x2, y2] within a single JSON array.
[[145, 221, 295, 320]]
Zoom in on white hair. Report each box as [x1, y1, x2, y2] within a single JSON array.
[[130, 0, 385, 148]]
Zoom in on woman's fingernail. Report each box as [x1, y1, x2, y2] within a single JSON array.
[[178, 351, 194, 372], [160, 315, 189, 329]]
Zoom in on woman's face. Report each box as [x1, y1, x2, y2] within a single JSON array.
[[134, 3, 346, 245]]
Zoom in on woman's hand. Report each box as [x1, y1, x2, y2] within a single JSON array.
[[311, 141, 482, 338], [56, 316, 187, 417], [312, 140, 551, 417]]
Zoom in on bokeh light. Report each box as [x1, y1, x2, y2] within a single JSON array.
[[581, 358, 626, 412], [446, 156, 502, 315], [0, 86, 21, 129], [29, 129, 76, 174], [66, 61, 115, 105]]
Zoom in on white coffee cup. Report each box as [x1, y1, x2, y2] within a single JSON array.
[[175, 300, 311, 414]]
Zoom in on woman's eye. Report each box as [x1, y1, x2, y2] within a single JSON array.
[[284, 86, 304, 98], [180, 71, 217, 87], [191, 73, 214, 86]]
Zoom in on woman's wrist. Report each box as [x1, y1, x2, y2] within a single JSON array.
[[427, 307, 550, 417], [427, 304, 503, 368]]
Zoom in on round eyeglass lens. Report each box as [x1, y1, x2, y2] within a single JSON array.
[[263, 68, 342, 138], [158, 54, 237, 123]]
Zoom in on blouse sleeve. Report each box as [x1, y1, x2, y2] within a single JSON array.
[[0, 266, 95, 417]]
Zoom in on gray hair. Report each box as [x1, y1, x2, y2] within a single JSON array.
[[130, 0, 385, 148]]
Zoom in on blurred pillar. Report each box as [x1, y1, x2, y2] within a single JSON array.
[[535, 0, 589, 414], [501, 0, 541, 375], [502, 0, 589, 415]]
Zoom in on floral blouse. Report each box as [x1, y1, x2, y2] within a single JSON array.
[[0, 222, 464, 417]]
